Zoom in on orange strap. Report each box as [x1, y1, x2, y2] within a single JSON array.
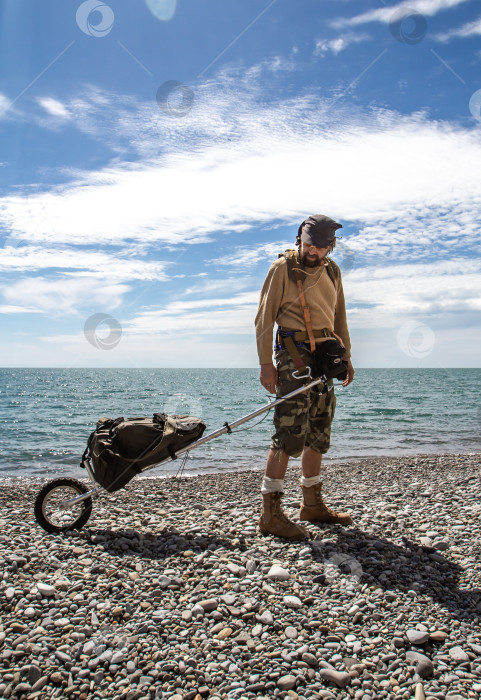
[[331, 329, 344, 347], [296, 280, 316, 353]]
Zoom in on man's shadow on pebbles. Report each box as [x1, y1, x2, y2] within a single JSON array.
[[83, 526, 243, 562], [312, 527, 481, 621]]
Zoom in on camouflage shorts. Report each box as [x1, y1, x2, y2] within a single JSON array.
[[271, 346, 336, 458]]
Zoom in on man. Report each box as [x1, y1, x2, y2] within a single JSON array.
[[255, 214, 354, 540]]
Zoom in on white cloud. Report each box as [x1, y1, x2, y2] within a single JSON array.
[[344, 259, 481, 327], [2, 100, 481, 256], [0, 93, 10, 118], [182, 277, 253, 296], [2, 67, 481, 365], [37, 97, 71, 119], [261, 56, 298, 73], [122, 291, 259, 336], [331, 0, 472, 29], [435, 15, 481, 41], [1, 277, 130, 315], [0, 244, 168, 281], [213, 241, 293, 268], [0, 92, 21, 121], [0, 305, 42, 314], [31, 289, 262, 367], [27, 253, 481, 367], [314, 32, 371, 56]]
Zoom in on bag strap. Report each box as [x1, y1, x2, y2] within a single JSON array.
[[296, 279, 315, 352], [279, 250, 343, 363], [281, 250, 315, 352], [108, 416, 124, 439], [112, 417, 177, 465], [325, 257, 340, 291], [281, 334, 309, 375]]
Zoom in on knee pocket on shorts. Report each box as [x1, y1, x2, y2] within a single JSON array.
[[275, 434, 305, 458], [305, 437, 330, 454]]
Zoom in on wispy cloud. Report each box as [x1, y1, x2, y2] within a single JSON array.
[[0, 93, 10, 118], [331, 0, 472, 28], [116, 292, 260, 339], [435, 15, 481, 41], [31, 256, 481, 355], [213, 241, 293, 268], [0, 305, 42, 315], [2, 83, 481, 256], [314, 32, 371, 57], [182, 277, 253, 296], [345, 259, 481, 328], [1, 277, 130, 315], [0, 92, 21, 121], [0, 244, 168, 280], [37, 97, 71, 119], [2, 66, 481, 356]]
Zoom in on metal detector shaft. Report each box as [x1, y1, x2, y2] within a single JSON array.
[[140, 373, 330, 472]]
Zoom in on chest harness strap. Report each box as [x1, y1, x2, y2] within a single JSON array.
[[277, 250, 341, 376]]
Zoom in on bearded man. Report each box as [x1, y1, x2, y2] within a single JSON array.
[[255, 214, 354, 540]]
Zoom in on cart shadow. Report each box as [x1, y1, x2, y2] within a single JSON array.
[[311, 527, 481, 621], [84, 525, 244, 561]]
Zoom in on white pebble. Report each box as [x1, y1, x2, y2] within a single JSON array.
[[267, 565, 290, 580], [283, 595, 302, 609], [37, 582, 55, 597]]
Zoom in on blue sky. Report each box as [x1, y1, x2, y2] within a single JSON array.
[[0, 0, 480, 368]]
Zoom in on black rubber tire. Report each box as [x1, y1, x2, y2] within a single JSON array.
[[34, 477, 93, 534]]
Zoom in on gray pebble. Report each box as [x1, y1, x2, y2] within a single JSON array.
[[30, 676, 49, 692], [302, 652, 318, 667], [267, 565, 290, 580], [283, 595, 302, 609], [277, 674, 297, 690], [406, 629, 430, 645], [318, 668, 351, 688], [191, 604, 204, 618], [405, 651, 434, 678], [258, 610, 274, 625], [28, 665, 42, 685], [449, 646, 469, 662], [3, 457, 481, 700]]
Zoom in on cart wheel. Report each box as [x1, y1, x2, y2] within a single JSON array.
[[34, 477, 93, 534]]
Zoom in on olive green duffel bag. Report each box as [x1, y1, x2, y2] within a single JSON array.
[[82, 412, 206, 492]]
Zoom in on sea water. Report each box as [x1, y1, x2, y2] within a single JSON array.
[[0, 368, 480, 478]]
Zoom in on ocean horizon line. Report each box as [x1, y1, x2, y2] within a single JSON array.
[[1, 366, 481, 370]]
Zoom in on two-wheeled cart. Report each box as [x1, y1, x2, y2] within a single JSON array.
[[34, 373, 331, 534]]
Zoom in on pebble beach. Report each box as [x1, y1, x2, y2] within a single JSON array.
[[1, 454, 481, 700]]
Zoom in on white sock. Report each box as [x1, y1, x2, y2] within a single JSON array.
[[261, 477, 284, 494], [300, 474, 321, 487]]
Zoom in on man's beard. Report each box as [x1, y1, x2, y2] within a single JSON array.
[[300, 251, 322, 268]]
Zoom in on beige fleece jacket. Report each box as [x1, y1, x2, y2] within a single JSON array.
[[255, 254, 351, 365]]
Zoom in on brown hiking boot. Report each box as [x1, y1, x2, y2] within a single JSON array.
[[259, 492, 309, 540], [300, 482, 352, 525]]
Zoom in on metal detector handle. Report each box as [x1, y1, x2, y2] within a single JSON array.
[[292, 365, 312, 380]]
